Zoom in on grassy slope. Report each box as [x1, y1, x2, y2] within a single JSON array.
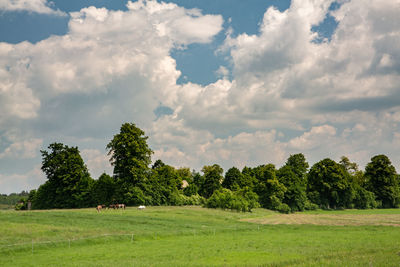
[[1, 207, 400, 266]]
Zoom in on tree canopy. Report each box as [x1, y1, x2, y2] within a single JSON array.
[[35, 143, 93, 209], [25, 122, 400, 213]]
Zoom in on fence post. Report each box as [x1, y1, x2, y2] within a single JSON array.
[[131, 234, 134, 243]]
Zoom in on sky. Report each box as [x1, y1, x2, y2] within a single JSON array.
[[0, 0, 400, 194]]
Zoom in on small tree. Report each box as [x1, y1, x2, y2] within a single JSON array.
[[364, 155, 400, 208], [37, 143, 93, 209]]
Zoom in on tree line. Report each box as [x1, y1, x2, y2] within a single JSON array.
[[22, 123, 400, 212]]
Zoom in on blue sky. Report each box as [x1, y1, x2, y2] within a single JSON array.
[[0, 0, 400, 194]]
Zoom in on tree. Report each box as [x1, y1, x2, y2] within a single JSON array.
[[276, 154, 309, 212], [253, 164, 288, 212], [91, 173, 115, 205], [277, 165, 307, 212], [151, 162, 182, 205], [222, 167, 243, 190], [364, 155, 400, 208], [106, 123, 153, 201], [307, 158, 354, 209], [201, 164, 223, 198], [37, 143, 93, 209], [285, 153, 309, 181]]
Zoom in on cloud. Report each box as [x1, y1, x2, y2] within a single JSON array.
[[0, 165, 45, 194], [0, 138, 42, 159], [1, 0, 400, 194], [0, 0, 66, 16], [81, 149, 112, 179], [0, 0, 224, 192]]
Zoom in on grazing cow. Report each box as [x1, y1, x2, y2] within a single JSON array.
[[96, 205, 102, 212], [109, 204, 116, 209], [138, 205, 145, 210], [117, 204, 126, 209]]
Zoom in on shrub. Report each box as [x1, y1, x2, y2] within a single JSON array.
[[304, 200, 319, 210], [353, 187, 377, 209], [205, 188, 259, 212]]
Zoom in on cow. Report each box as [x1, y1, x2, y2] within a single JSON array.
[[96, 205, 102, 212], [138, 205, 145, 210]]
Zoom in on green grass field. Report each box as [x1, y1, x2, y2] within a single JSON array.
[[1, 206, 400, 266]]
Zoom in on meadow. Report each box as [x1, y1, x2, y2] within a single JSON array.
[[1, 206, 400, 266]]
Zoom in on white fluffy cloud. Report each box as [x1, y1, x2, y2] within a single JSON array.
[[1, 0, 400, 193], [149, 0, 400, 171], [0, 0, 66, 15]]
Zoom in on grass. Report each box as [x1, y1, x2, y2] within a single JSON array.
[[1, 207, 400, 266]]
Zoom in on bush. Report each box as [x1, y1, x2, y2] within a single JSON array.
[[14, 199, 27, 210], [182, 194, 205, 205], [205, 188, 259, 212], [268, 195, 291, 213], [353, 187, 377, 209], [183, 184, 198, 196], [304, 200, 319, 210]]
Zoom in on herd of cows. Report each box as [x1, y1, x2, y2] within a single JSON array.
[[96, 204, 146, 212]]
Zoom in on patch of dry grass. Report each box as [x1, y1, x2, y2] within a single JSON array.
[[242, 213, 400, 226]]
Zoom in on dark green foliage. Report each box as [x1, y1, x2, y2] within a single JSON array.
[[276, 154, 309, 212], [253, 164, 288, 212], [222, 167, 242, 190], [201, 164, 223, 198], [366, 155, 400, 208], [353, 186, 377, 209], [285, 153, 309, 181], [205, 188, 259, 212], [307, 158, 354, 209], [22, 122, 400, 213], [223, 166, 255, 190], [277, 165, 308, 212], [107, 123, 153, 194], [91, 173, 115, 205], [183, 183, 198, 196], [149, 162, 182, 205], [192, 171, 205, 192], [364, 154, 400, 208], [35, 143, 93, 209]]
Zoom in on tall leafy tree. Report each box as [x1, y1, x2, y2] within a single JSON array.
[[307, 158, 354, 209], [277, 154, 309, 211], [364, 155, 400, 208], [201, 164, 223, 198], [285, 153, 309, 181], [277, 166, 307, 212], [106, 123, 153, 202], [37, 143, 93, 209]]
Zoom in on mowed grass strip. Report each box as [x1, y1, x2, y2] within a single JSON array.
[[1, 207, 400, 266], [243, 213, 400, 226]]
